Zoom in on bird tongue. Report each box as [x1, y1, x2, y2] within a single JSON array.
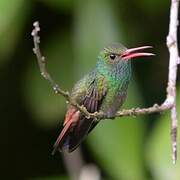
[[121, 46, 155, 60]]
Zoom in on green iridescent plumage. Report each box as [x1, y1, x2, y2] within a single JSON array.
[[52, 43, 153, 154], [70, 43, 131, 118]]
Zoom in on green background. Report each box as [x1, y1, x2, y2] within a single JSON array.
[[1, 0, 180, 179]]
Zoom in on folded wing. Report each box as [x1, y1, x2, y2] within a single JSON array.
[[52, 72, 107, 153]]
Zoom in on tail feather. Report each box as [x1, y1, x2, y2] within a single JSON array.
[[68, 117, 94, 152], [52, 110, 80, 155], [52, 109, 95, 154], [51, 120, 71, 155]]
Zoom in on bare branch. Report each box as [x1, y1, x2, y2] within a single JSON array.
[[85, 103, 173, 119], [31, 21, 92, 118], [166, 0, 179, 164]]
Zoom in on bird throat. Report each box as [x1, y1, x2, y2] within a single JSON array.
[[96, 59, 132, 87]]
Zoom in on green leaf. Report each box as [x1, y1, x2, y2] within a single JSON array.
[[147, 87, 180, 180]]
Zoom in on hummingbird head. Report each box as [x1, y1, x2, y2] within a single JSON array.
[[96, 42, 154, 80], [98, 42, 154, 65]]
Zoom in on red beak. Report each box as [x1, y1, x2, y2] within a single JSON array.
[[121, 46, 155, 60]]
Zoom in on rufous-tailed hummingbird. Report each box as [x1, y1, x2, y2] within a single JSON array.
[[52, 43, 154, 154]]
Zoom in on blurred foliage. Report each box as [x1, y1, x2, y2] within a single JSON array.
[[147, 88, 180, 180], [1, 0, 179, 179], [0, 0, 31, 64], [73, 0, 120, 76]]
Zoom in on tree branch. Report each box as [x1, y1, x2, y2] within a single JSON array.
[[31, 0, 179, 163], [166, 0, 179, 164]]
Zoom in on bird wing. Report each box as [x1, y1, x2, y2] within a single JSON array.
[[52, 72, 107, 153]]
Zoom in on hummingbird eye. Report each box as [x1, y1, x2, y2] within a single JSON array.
[[109, 54, 116, 60]]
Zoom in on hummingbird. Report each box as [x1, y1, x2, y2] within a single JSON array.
[[52, 43, 154, 154]]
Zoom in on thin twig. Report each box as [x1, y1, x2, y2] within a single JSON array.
[[31, 21, 91, 118], [166, 0, 179, 164], [31, 1, 179, 162]]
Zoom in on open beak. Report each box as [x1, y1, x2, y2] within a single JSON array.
[[121, 46, 155, 60]]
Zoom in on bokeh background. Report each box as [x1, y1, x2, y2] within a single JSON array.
[[1, 0, 180, 179]]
